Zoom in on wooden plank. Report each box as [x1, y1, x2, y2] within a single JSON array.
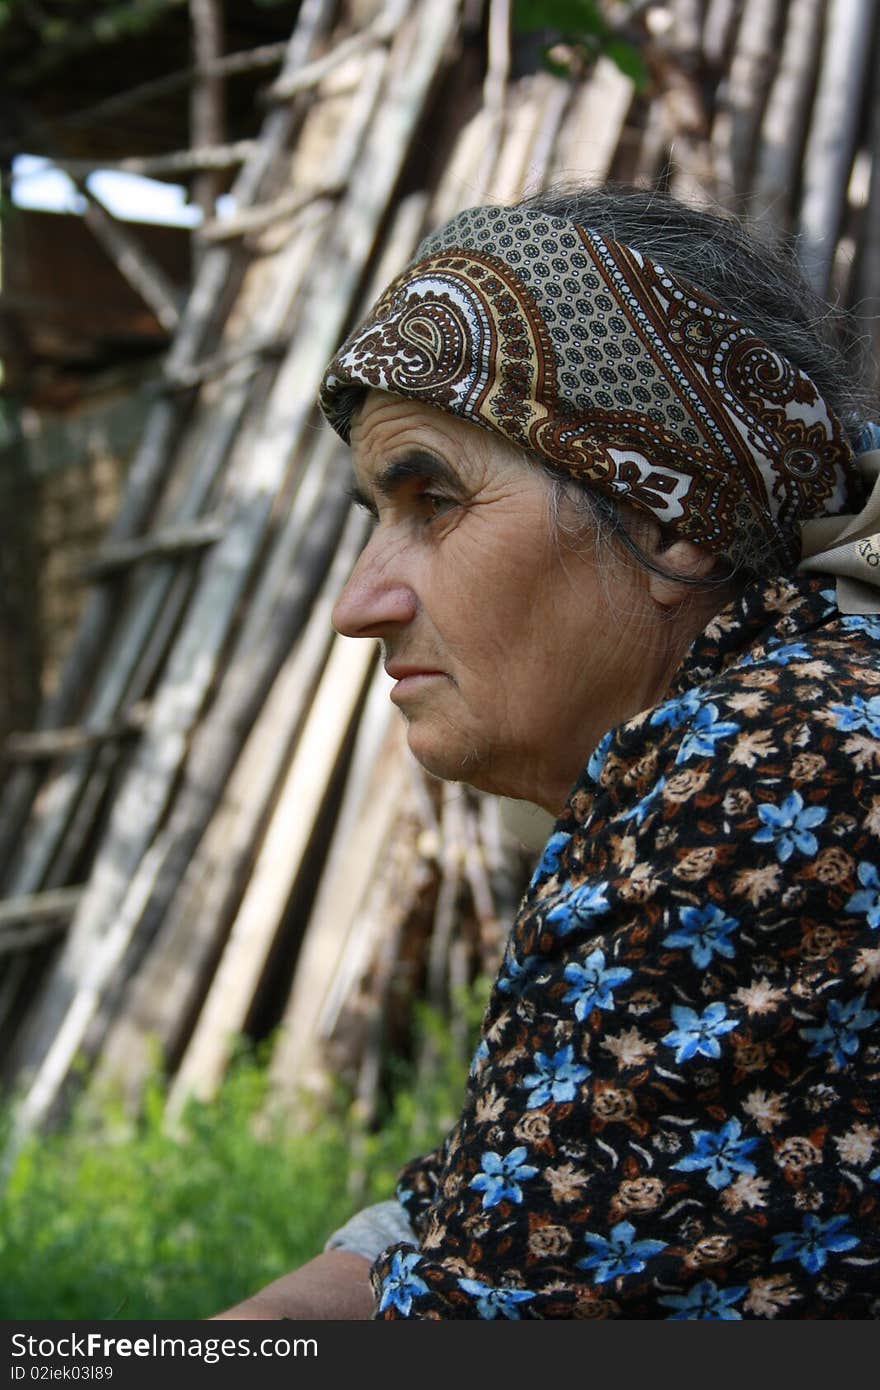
[[751, 0, 828, 237], [198, 183, 341, 243], [90, 502, 369, 1107], [266, 676, 407, 1105], [0, 924, 69, 957], [80, 186, 183, 333], [550, 57, 635, 185], [527, 75, 575, 194], [82, 520, 224, 581], [709, 0, 783, 205], [488, 75, 560, 204], [0, 889, 83, 930], [853, 38, 880, 395], [702, 0, 740, 68], [190, 0, 227, 243], [796, 0, 877, 293], [425, 782, 467, 1011], [56, 142, 257, 180], [4, 707, 147, 761], [266, 0, 407, 101], [162, 336, 287, 391], [164, 633, 377, 1114]]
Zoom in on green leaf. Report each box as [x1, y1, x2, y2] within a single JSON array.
[[513, 0, 605, 38]]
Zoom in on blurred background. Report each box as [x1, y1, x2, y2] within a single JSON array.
[[0, 0, 877, 1316]]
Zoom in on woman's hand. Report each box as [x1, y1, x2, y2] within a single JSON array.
[[210, 1250, 375, 1320]]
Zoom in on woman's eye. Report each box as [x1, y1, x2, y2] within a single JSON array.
[[419, 492, 455, 518]]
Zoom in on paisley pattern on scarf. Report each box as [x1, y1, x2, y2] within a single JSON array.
[[370, 575, 880, 1319], [319, 207, 861, 573]]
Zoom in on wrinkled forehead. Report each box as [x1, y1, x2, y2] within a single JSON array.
[[348, 387, 527, 490]]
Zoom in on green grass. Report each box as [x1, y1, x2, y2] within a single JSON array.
[[0, 990, 487, 1320]]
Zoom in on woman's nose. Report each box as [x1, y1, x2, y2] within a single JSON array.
[[331, 538, 418, 638]]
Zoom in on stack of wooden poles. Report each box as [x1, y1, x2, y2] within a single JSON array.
[[0, 0, 877, 1148]]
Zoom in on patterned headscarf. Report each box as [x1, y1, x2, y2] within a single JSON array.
[[319, 204, 863, 573]]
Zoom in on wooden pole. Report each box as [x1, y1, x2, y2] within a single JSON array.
[[797, 0, 877, 293], [751, 0, 827, 238], [190, 0, 226, 270], [551, 57, 635, 186], [266, 680, 408, 1109], [53, 143, 256, 181], [164, 633, 377, 1115], [853, 38, 880, 395], [710, 0, 783, 207], [80, 186, 183, 333], [266, 0, 407, 101]]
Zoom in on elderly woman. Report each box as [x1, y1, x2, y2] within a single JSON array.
[[217, 187, 880, 1320]]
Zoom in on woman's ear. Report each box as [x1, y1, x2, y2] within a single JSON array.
[[647, 538, 719, 611]]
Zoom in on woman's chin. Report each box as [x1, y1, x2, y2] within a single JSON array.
[[404, 723, 491, 791], [404, 724, 537, 801]]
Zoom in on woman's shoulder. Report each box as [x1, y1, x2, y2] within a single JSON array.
[[572, 577, 878, 836], [678, 574, 879, 692]]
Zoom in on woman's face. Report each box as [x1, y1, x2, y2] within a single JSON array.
[[332, 391, 688, 812]]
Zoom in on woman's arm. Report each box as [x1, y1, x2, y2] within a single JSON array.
[[210, 1250, 374, 1320]]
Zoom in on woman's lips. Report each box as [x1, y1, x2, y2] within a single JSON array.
[[384, 663, 446, 701]]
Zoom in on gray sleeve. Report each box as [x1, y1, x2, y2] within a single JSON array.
[[323, 1198, 417, 1262]]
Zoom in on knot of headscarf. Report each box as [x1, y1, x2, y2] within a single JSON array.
[[798, 423, 880, 614], [319, 204, 864, 575]]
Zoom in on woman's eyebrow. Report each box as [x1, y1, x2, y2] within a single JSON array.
[[373, 449, 460, 499]]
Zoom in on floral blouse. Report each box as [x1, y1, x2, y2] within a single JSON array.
[[370, 574, 880, 1319]]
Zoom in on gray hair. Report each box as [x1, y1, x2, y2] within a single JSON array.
[[521, 184, 877, 587]]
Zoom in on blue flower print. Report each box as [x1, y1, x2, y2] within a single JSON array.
[[771, 1214, 860, 1274], [577, 1220, 667, 1283], [562, 948, 632, 1021], [800, 992, 880, 1069], [662, 903, 739, 969], [675, 703, 740, 764], [376, 1249, 429, 1316], [659, 1280, 748, 1319], [522, 1044, 590, 1108], [545, 881, 611, 936], [763, 641, 812, 665], [650, 689, 703, 730], [662, 1002, 738, 1063], [829, 693, 880, 737], [752, 790, 827, 863], [587, 728, 614, 783], [468, 1038, 489, 1079], [529, 831, 571, 887], [617, 776, 667, 828], [470, 1146, 539, 1209], [457, 1278, 536, 1318], [671, 1117, 759, 1190], [846, 861, 880, 929], [841, 614, 880, 641], [496, 950, 542, 997]]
